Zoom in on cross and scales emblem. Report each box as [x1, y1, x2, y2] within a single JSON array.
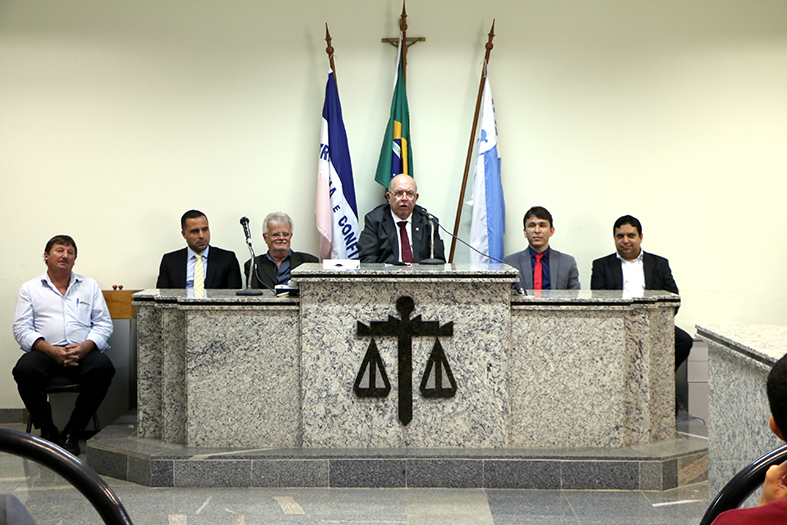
[[355, 296, 456, 425]]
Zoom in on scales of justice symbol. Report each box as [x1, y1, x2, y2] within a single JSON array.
[[354, 295, 456, 425]]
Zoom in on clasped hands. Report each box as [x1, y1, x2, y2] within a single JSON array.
[[35, 339, 94, 367]]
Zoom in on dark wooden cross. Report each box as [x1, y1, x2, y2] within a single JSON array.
[[357, 295, 453, 425]]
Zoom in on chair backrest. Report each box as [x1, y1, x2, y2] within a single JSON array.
[[0, 428, 133, 525], [700, 444, 787, 525]]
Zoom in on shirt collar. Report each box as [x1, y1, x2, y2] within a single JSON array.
[[616, 249, 644, 263], [188, 245, 210, 260], [390, 209, 411, 224], [528, 246, 550, 259], [266, 250, 292, 263], [41, 271, 80, 292]]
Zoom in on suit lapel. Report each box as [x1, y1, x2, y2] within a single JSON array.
[[549, 250, 559, 288], [611, 255, 624, 289], [522, 252, 534, 289], [642, 252, 654, 289], [204, 248, 216, 288], [382, 212, 400, 260], [261, 255, 278, 286], [176, 249, 189, 288], [411, 213, 426, 261]]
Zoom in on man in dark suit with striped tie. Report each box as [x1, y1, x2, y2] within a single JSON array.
[[156, 210, 242, 291]]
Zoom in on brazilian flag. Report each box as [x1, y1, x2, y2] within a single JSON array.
[[374, 39, 413, 188]]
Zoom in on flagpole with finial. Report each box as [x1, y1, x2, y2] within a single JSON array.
[[325, 23, 337, 83], [449, 20, 496, 263]]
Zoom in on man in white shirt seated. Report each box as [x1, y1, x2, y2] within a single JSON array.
[[12, 235, 115, 455]]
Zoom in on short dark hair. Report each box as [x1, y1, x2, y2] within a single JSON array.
[[44, 235, 77, 262], [613, 215, 642, 236], [768, 354, 787, 437], [181, 210, 207, 231], [523, 206, 553, 228]]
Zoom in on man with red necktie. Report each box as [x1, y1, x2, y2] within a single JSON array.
[[503, 206, 580, 293], [358, 174, 445, 264]]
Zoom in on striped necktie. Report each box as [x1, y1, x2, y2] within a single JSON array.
[[194, 253, 205, 298]]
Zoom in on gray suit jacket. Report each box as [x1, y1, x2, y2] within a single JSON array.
[[503, 247, 580, 291]]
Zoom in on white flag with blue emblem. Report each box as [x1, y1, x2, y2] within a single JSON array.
[[469, 78, 505, 263], [316, 70, 360, 260]]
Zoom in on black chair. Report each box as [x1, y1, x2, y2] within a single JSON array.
[[700, 444, 787, 525], [0, 428, 133, 524], [24, 375, 100, 435]]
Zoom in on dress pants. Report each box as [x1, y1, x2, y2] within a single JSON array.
[[675, 326, 693, 371], [12, 350, 115, 432]]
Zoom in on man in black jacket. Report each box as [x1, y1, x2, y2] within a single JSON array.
[[244, 212, 318, 290], [591, 214, 693, 369], [358, 174, 444, 264], [156, 210, 242, 290]]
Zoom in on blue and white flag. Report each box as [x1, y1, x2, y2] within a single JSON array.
[[316, 70, 360, 260], [469, 78, 505, 263]]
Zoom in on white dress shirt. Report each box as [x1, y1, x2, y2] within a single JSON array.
[[618, 250, 646, 298], [13, 272, 113, 352]]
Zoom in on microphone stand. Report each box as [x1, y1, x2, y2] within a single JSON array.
[[420, 213, 443, 265], [237, 221, 263, 296]]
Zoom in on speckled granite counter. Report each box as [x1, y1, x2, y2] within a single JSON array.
[[134, 289, 300, 448], [295, 263, 517, 448], [510, 290, 679, 448], [133, 264, 681, 450], [697, 324, 787, 499]]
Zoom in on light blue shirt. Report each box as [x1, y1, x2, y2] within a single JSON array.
[[13, 272, 113, 353], [186, 245, 210, 289]]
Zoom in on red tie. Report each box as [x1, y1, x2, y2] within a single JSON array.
[[533, 253, 543, 290], [398, 221, 414, 263]]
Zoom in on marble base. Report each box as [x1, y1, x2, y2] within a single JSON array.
[[87, 415, 708, 490]]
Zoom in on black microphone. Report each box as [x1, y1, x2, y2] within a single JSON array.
[[240, 216, 252, 246], [418, 207, 437, 222]]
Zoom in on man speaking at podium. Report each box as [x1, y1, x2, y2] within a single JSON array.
[[358, 174, 445, 264]]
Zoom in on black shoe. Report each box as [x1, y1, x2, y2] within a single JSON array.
[[60, 428, 81, 456], [40, 426, 59, 444]]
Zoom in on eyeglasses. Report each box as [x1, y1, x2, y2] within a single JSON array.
[[266, 232, 292, 238], [389, 190, 416, 200]]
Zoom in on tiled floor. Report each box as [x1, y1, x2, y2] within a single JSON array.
[[1, 420, 713, 524]]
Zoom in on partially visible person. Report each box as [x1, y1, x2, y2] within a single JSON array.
[[244, 212, 318, 290], [590, 215, 693, 370], [12, 235, 115, 455], [503, 206, 580, 292], [358, 174, 445, 264], [711, 353, 787, 523], [156, 209, 242, 290]]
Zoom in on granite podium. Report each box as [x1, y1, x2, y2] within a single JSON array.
[[698, 324, 787, 501], [134, 263, 679, 449]]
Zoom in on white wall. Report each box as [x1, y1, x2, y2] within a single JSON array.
[[2, 0, 786, 409]]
